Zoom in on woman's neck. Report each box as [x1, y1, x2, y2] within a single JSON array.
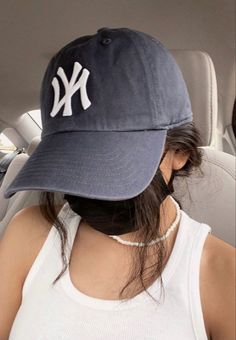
[[77, 195, 180, 251], [68, 195, 181, 300]]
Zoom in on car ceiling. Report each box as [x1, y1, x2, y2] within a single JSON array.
[[0, 0, 235, 129]]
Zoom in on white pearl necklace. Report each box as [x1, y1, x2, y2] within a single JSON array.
[[108, 196, 181, 247]]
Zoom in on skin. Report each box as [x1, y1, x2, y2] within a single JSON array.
[[0, 150, 235, 339]]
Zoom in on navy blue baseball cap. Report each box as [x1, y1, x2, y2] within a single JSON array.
[[4, 27, 193, 200]]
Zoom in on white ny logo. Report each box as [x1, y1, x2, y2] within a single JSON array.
[[50, 61, 91, 117]]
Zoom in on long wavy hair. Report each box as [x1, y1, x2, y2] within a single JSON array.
[[39, 121, 203, 305]]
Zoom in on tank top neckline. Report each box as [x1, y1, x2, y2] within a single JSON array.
[[58, 202, 187, 310]]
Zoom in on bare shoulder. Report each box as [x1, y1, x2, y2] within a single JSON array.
[[1, 204, 52, 263], [200, 233, 235, 340], [0, 204, 62, 340], [203, 233, 235, 258], [1, 203, 63, 239], [2, 204, 50, 237], [201, 233, 235, 277], [0, 203, 64, 276]]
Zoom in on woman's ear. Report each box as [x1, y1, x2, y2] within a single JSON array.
[[172, 150, 190, 170]]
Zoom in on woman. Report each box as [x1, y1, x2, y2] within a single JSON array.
[[0, 27, 235, 340]]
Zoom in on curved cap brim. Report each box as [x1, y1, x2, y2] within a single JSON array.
[[4, 130, 167, 200]]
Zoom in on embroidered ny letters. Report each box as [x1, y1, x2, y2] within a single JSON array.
[[50, 61, 91, 117]]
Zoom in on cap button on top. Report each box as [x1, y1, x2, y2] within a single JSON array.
[[101, 37, 112, 45]]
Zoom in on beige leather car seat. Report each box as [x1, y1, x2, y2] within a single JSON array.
[[0, 136, 42, 238], [171, 50, 235, 247]]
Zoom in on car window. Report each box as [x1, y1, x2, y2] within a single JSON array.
[[27, 110, 42, 129], [0, 133, 16, 154]]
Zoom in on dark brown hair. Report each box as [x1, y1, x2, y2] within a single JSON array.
[[39, 121, 203, 305]]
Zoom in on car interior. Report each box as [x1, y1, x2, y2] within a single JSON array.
[[0, 1, 235, 249]]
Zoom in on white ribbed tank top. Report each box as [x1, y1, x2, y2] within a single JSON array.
[[9, 202, 211, 340]]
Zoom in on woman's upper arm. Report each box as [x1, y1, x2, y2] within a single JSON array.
[[206, 236, 236, 340], [0, 205, 49, 340]]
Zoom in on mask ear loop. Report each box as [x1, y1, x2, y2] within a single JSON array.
[[160, 149, 176, 194], [157, 149, 175, 201]]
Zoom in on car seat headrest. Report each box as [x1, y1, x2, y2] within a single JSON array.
[[171, 50, 218, 146], [26, 135, 41, 156]]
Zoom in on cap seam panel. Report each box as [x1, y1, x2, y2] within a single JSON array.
[[121, 29, 160, 127]]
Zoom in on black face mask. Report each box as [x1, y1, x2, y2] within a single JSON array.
[[64, 151, 174, 235]]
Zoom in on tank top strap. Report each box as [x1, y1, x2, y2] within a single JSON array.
[[188, 219, 212, 339]]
